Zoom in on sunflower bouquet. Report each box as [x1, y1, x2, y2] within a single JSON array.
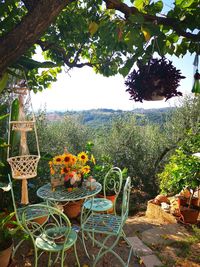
[[49, 150, 94, 190]]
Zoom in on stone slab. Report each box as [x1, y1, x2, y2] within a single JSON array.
[[141, 254, 163, 267], [127, 236, 153, 256]]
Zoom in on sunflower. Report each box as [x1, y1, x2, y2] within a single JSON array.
[[81, 165, 90, 174], [63, 153, 74, 165], [77, 152, 88, 164], [53, 156, 63, 165], [71, 155, 77, 165], [61, 166, 71, 174]]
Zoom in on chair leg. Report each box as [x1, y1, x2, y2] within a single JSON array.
[[47, 252, 52, 267], [87, 232, 130, 267], [29, 235, 38, 267], [61, 249, 65, 267], [12, 239, 25, 260], [81, 230, 90, 258], [73, 243, 80, 267]]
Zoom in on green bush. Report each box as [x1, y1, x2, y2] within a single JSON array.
[[158, 129, 200, 195]]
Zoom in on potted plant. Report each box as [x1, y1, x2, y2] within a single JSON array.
[[125, 57, 185, 102], [0, 211, 19, 267], [158, 130, 200, 224]]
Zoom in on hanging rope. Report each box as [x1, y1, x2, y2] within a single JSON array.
[[7, 75, 40, 204]]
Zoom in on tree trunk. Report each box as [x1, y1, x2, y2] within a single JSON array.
[[0, 0, 74, 76]]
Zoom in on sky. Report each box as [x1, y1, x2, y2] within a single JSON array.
[[31, 52, 195, 112]]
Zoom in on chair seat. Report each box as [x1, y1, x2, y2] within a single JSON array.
[[82, 213, 121, 235], [83, 198, 113, 212], [36, 228, 77, 252]]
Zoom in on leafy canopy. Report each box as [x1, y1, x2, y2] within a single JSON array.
[[0, 0, 199, 91]]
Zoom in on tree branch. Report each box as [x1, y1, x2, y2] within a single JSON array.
[[37, 40, 93, 68], [0, 0, 75, 76], [104, 0, 200, 42]]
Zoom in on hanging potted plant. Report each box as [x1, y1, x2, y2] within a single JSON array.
[[125, 57, 185, 102]]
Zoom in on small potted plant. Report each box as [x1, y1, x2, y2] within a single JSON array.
[[125, 57, 185, 102]]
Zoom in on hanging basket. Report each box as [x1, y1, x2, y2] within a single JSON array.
[[145, 92, 165, 101], [125, 57, 185, 102], [7, 155, 40, 179], [11, 121, 35, 132]]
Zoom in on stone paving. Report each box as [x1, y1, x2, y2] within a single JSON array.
[[127, 236, 162, 267], [124, 214, 195, 267]]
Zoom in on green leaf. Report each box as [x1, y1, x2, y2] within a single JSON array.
[[0, 114, 9, 121], [89, 21, 99, 36], [154, 1, 163, 13], [119, 58, 134, 77], [134, 0, 150, 11], [175, 0, 194, 8], [11, 98, 19, 122], [10, 98, 20, 153]]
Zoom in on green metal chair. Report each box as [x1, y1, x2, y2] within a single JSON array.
[[82, 167, 123, 214], [81, 176, 133, 266], [7, 174, 51, 261], [21, 204, 80, 267], [7, 174, 79, 267]]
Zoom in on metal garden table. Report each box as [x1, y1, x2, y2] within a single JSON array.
[[36, 182, 102, 204]]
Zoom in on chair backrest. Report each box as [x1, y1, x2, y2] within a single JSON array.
[[121, 176, 131, 222], [103, 167, 123, 199], [21, 204, 71, 247], [8, 174, 48, 226]]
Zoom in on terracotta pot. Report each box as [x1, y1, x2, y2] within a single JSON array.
[[63, 200, 83, 219], [97, 194, 116, 214], [180, 207, 199, 224], [0, 242, 13, 267], [177, 196, 188, 208], [33, 216, 48, 225], [191, 197, 199, 207]]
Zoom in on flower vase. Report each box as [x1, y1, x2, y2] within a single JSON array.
[[64, 172, 83, 190]]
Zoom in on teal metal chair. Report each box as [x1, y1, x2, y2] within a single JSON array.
[[82, 167, 123, 214], [7, 174, 51, 261], [21, 204, 80, 267], [81, 176, 133, 266], [7, 174, 79, 267]]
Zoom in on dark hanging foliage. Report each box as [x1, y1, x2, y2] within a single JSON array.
[[125, 57, 185, 102]]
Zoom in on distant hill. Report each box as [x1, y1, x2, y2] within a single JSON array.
[[46, 107, 174, 127]]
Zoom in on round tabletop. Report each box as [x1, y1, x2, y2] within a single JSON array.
[[37, 182, 102, 202]]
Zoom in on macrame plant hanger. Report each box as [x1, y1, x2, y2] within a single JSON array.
[[7, 79, 40, 204]]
